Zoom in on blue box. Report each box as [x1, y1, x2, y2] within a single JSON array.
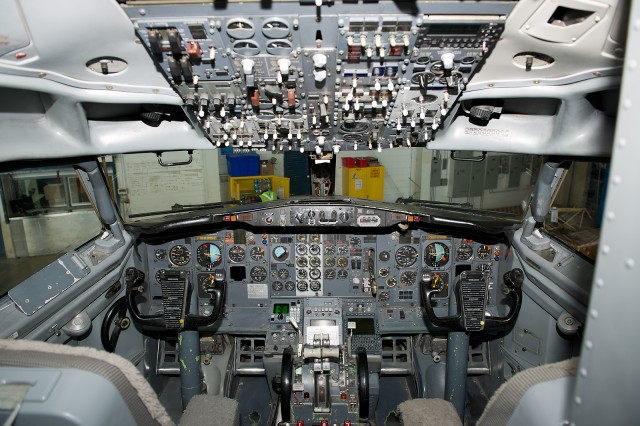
[[226, 153, 260, 177]]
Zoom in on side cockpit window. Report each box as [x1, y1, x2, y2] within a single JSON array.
[[0, 165, 105, 296]]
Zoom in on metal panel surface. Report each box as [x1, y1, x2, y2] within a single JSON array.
[[8, 251, 91, 315], [571, 0, 640, 422]]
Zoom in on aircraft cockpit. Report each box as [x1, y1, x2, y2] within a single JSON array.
[[0, 0, 636, 425]]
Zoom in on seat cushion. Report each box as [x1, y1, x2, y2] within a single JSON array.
[[398, 398, 463, 426], [179, 394, 240, 426], [0, 339, 174, 426]]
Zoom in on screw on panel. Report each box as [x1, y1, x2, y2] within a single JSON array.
[[626, 258, 635, 269], [601, 245, 610, 254], [595, 278, 604, 288]]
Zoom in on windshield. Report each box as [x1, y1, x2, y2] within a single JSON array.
[[113, 149, 605, 228]]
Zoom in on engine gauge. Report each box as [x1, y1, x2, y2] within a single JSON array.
[[477, 245, 492, 260], [324, 245, 336, 255], [456, 244, 473, 261], [250, 266, 268, 282], [296, 269, 307, 279], [337, 245, 348, 255], [309, 269, 321, 280], [228, 245, 246, 263], [169, 245, 191, 266], [296, 234, 307, 243], [278, 269, 290, 279], [379, 267, 390, 278], [309, 244, 321, 255], [297, 281, 308, 291], [401, 270, 417, 286], [337, 257, 348, 268], [154, 249, 167, 260], [272, 281, 284, 291], [250, 246, 266, 261], [337, 270, 348, 279], [425, 242, 450, 268], [386, 277, 397, 288], [296, 257, 308, 268], [395, 245, 418, 267], [309, 234, 321, 243], [349, 237, 361, 247], [285, 281, 295, 291], [309, 281, 321, 292], [197, 243, 222, 269], [273, 246, 289, 262], [295, 243, 307, 255], [324, 269, 336, 279], [324, 257, 336, 267], [309, 257, 321, 267]]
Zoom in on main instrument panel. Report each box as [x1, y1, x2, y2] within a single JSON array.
[[142, 227, 506, 340], [123, 2, 515, 152]]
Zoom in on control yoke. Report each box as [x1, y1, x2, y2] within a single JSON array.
[[421, 268, 523, 332], [125, 267, 225, 331]]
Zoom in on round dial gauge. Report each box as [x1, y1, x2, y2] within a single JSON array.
[[477, 245, 492, 260], [386, 277, 397, 288], [337, 270, 348, 279], [337, 257, 348, 268], [379, 291, 390, 302], [338, 245, 348, 255], [310, 234, 321, 243], [155, 249, 167, 260], [250, 246, 266, 261], [228, 245, 246, 263], [296, 234, 307, 243], [169, 245, 191, 266], [401, 271, 417, 286], [198, 274, 216, 295], [324, 245, 336, 255], [349, 237, 361, 247], [324, 257, 336, 267], [272, 281, 284, 291], [425, 242, 450, 268], [197, 243, 222, 269], [250, 266, 268, 282], [296, 269, 307, 279], [432, 272, 449, 293], [395, 245, 419, 267], [296, 257, 308, 268], [309, 244, 321, 255], [226, 18, 255, 39], [297, 281, 308, 291], [278, 269, 290, 279], [273, 246, 289, 262], [309, 281, 321, 292], [309, 269, 321, 280], [379, 267, 389, 278], [262, 18, 290, 38], [379, 251, 390, 261], [285, 281, 295, 291], [456, 244, 474, 261], [295, 244, 307, 255], [309, 257, 321, 267], [324, 269, 336, 279]]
